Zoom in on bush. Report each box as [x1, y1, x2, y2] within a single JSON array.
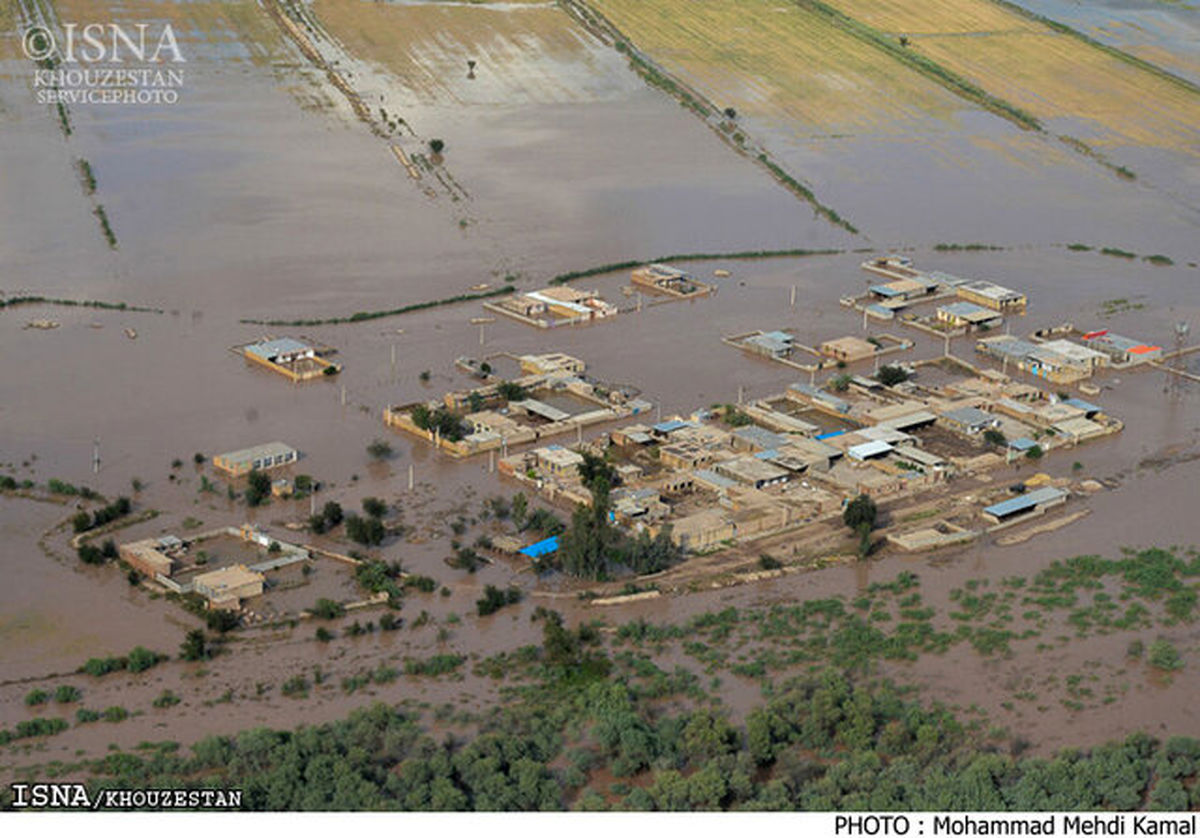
[[25, 689, 48, 707], [245, 469, 271, 507], [153, 690, 181, 708], [876, 365, 910, 387], [367, 440, 393, 460], [312, 598, 345, 620], [206, 609, 240, 633], [81, 656, 126, 677], [477, 585, 522, 617], [1149, 639, 1183, 671], [54, 685, 82, 703], [362, 497, 387, 519], [102, 706, 129, 723], [75, 708, 100, 724], [126, 646, 165, 673]]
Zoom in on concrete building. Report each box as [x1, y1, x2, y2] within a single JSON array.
[[820, 336, 877, 363], [119, 536, 181, 577], [730, 426, 790, 453], [242, 338, 339, 382], [193, 564, 264, 610], [982, 487, 1067, 524], [847, 440, 893, 461], [741, 330, 795, 359], [1081, 331, 1163, 367], [976, 336, 1099, 383], [534, 445, 584, 478], [956, 280, 1027, 312], [631, 264, 711, 298], [940, 406, 1000, 435], [519, 353, 586, 375], [713, 457, 790, 489], [660, 442, 715, 470], [937, 301, 1004, 330], [213, 442, 298, 477]]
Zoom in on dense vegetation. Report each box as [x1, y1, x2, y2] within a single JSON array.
[[67, 602, 1200, 810], [557, 453, 682, 579]]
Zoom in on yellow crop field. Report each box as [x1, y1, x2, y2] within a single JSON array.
[[310, 0, 637, 105], [816, 0, 1039, 35], [587, 0, 969, 134], [824, 0, 1200, 153]]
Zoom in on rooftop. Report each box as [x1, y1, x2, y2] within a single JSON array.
[[244, 337, 312, 359], [983, 487, 1067, 518], [215, 441, 297, 465]]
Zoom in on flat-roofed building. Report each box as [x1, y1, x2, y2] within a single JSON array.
[[519, 353, 586, 375], [741, 330, 794, 359], [631, 264, 711, 298], [193, 564, 264, 610], [1037, 340, 1109, 374], [1081, 330, 1163, 366], [937, 301, 1004, 330], [213, 442, 297, 477], [119, 537, 179, 577], [534, 445, 584, 478], [940, 406, 999, 435], [714, 457, 790, 489], [731, 426, 790, 453], [820, 336, 877, 363], [660, 441, 714, 471], [847, 440, 894, 461], [956, 280, 1026, 312], [982, 487, 1067, 524]]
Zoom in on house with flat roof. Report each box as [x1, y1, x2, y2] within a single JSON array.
[[213, 442, 298, 477], [847, 440, 893, 461], [982, 487, 1067, 524], [535, 445, 584, 478], [241, 337, 339, 382], [1081, 330, 1163, 367], [193, 564, 264, 610], [956, 280, 1026, 312], [937, 301, 1004, 330], [741, 330, 794, 359], [713, 457, 790, 489], [820, 336, 877, 363], [940, 406, 999, 435]]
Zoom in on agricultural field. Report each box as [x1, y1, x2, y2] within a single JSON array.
[[46, 0, 294, 64], [586, 0, 970, 135], [822, 0, 1200, 154], [310, 0, 643, 106]]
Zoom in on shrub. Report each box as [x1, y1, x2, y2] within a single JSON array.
[[25, 689, 49, 707], [102, 706, 129, 723], [54, 685, 81, 703], [126, 646, 165, 674], [1149, 639, 1183, 671]]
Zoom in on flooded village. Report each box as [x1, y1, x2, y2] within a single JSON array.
[[2, 0, 1200, 813]]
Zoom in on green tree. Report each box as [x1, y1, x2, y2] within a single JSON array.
[[245, 469, 271, 507], [180, 629, 208, 661], [843, 494, 878, 559], [876, 365, 910, 387]]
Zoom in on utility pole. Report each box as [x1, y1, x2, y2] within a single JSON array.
[[738, 384, 744, 406], [92, 438, 100, 474], [390, 344, 396, 380], [479, 323, 485, 346], [340, 384, 346, 406], [488, 449, 495, 474], [862, 307, 868, 332], [790, 285, 796, 309], [408, 463, 414, 491]]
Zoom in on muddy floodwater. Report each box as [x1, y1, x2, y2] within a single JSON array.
[[1, 0, 1199, 777]]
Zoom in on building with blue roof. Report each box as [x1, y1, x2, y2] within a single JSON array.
[[519, 536, 560, 559], [983, 487, 1067, 523]]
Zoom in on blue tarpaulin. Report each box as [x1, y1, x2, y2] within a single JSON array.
[[519, 536, 560, 558]]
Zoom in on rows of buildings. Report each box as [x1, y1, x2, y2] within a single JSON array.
[[493, 352, 1121, 554], [384, 354, 651, 458]]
